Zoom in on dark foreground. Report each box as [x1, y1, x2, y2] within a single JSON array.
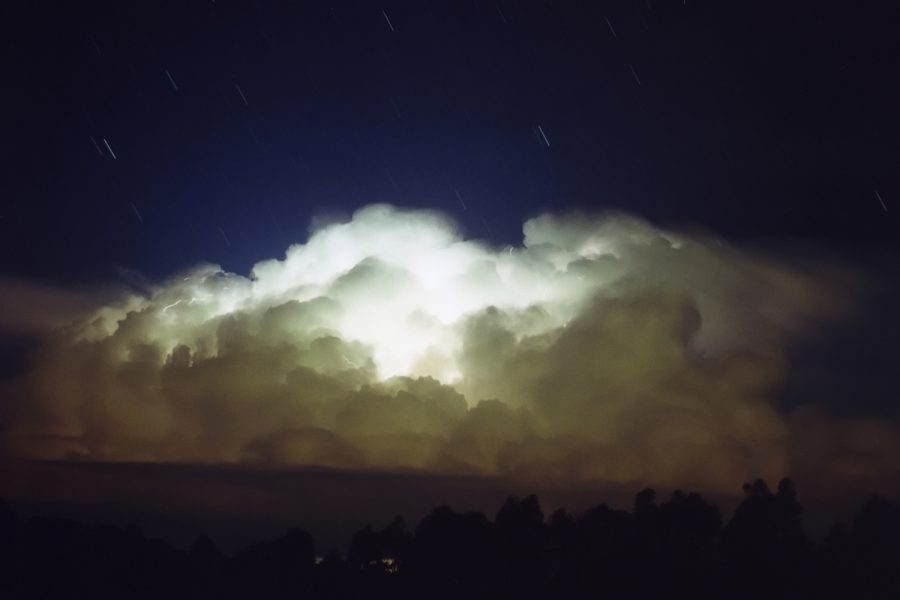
[[1, 478, 898, 599]]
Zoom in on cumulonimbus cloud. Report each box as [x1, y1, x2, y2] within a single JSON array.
[[1, 204, 896, 494]]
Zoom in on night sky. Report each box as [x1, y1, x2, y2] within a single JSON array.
[[5, 0, 897, 283], [2, 0, 900, 553]]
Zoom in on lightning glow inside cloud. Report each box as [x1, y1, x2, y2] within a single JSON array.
[[2, 205, 897, 495]]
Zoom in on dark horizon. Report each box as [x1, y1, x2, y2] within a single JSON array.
[[3, 473, 900, 598], [3, 457, 894, 555]]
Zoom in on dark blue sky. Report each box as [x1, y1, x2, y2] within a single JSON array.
[[4, 0, 898, 283]]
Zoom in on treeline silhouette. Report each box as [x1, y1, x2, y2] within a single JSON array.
[[2, 478, 899, 599]]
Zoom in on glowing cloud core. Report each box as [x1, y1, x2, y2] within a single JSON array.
[[92, 205, 623, 382]]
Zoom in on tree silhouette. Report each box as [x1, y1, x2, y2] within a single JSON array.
[[347, 515, 412, 573], [849, 495, 900, 598], [1, 478, 899, 599], [720, 478, 810, 597]]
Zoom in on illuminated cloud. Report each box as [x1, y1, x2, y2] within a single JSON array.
[[1, 204, 894, 494]]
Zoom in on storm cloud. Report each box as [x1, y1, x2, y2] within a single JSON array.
[[2, 205, 895, 494]]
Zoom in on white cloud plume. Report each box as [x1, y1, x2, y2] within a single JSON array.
[[2, 204, 893, 494]]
